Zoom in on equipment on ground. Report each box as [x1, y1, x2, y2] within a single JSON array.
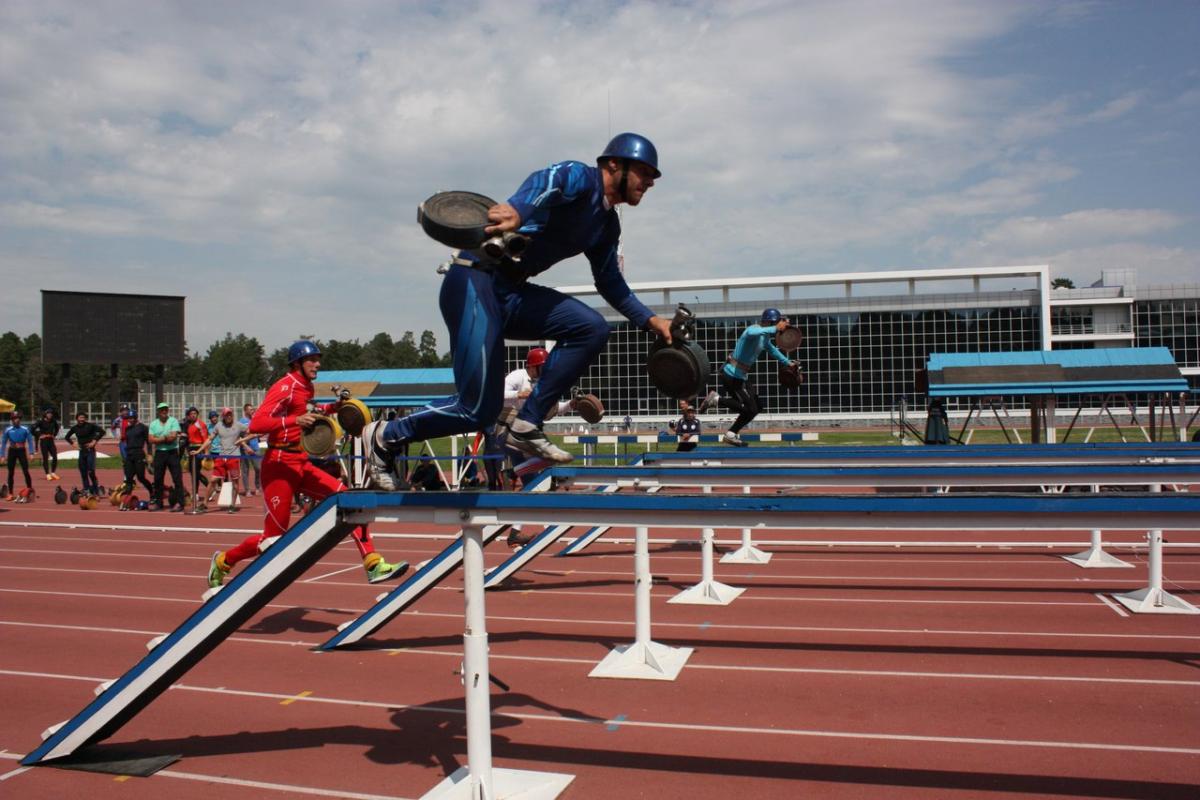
[[54, 486, 67, 504], [647, 304, 711, 400], [15, 487, 34, 503]]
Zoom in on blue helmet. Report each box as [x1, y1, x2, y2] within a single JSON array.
[[287, 340, 321, 364], [761, 308, 782, 325], [598, 132, 661, 178]]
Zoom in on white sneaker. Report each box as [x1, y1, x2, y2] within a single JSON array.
[[722, 430, 747, 447], [362, 420, 402, 490], [508, 426, 573, 463], [698, 390, 719, 413]]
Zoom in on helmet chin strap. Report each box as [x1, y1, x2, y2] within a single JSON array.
[[617, 160, 631, 203]]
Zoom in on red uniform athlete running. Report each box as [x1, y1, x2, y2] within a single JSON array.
[[207, 340, 407, 589]]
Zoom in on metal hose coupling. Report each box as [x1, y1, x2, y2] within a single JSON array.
[[481, 232, 529, 260]]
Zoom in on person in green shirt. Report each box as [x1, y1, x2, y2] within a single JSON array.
[[148, 402, 185, 511]]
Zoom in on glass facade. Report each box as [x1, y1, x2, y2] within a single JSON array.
[[498, 274, 1200, 418], [508, 304, 1042, 416]]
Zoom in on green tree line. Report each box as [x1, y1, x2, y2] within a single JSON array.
[[0, 330, 449, 413]]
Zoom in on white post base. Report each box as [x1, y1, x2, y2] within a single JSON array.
[[589, 640, 693, 681], [1112, 588, 1200, 615], [668, 580, 745, 606], [420, 765, 574, 800], [720, 545, 772, 564], [1062, 547, 1133, 569]]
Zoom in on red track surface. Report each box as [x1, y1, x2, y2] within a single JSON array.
[[1, 468, 1198, 799]]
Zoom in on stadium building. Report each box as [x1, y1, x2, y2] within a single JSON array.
[[507, 265, 1199, 424]]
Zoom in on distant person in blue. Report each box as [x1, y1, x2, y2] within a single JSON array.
[[710, 308, 796, 447], [2, 411, 36, 497], [364, 133, 673, 489]]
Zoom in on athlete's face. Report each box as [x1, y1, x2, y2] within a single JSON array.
[[620, 161, 656, 206], [299, 355, 321, 381]]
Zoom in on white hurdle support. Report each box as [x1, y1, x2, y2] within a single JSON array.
[[421, 524, 574, 799], [589, 525, 693, 680], [669, 486, 744, 605], [1112, 485, 1200, 615], [721, 485, 771, 564], [1062, 529, 1134, 569]]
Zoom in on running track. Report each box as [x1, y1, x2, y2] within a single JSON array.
[[1, 470, 1197, 799]]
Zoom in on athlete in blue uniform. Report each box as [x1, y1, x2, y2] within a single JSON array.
[[364, 133, 673, 489], [713, 308, 796, 446], [2, 411, 37, 496]]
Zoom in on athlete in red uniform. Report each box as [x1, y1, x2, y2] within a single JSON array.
[[207, 341, 407, 588]]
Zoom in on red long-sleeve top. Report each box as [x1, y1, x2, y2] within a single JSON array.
[[250, 370, 336, 449]]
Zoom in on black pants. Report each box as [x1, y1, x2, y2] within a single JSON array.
[[676, 441, 698, 452], [6, 449, 32, 492], [39, 438, 57, 474], [123, 453, 154, 493], [152, 449, 184, 507], [718, 372, 760, 433], [77, 448, 99, 493], [188, 448, 209, 492]]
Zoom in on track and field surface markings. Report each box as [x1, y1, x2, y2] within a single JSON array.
[[1096, 593, 1131, 617], [5, 612, 1200, 645], [3, 672, 1199, 757], [0, 750, 413, 800], [304, 564, 361, 582], [281, 690, 314, 705], [0, 579, 1134, 612]]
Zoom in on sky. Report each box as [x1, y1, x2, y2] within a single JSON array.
[[2, 0, 1198, 355]]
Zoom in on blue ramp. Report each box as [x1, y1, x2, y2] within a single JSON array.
[[317, 524, 511, 651], [23, 498, 355, 766]]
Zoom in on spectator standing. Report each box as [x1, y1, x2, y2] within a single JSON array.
[[2, 411, 36, 498], [30, 408, 61, 481], [120, 408, 155, 495], [674, 404, 701, 452], [148, 402, 185, 511], [183, 407, 210, 509], [111, 404, 132, 461], [63, 412, 104, 495], [239, 403, 262, 496], [203, 407, 249, 506]]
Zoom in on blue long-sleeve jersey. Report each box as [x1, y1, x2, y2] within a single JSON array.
[[722, 324, 791, 380], [1, 424, 35, 456], [504, 161, 654, 329]]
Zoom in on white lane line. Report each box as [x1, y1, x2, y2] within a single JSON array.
[[7, 563, 1198, 603], [1096, 593, 1131, 617], [370, 649, 1200, 687], [304, 565, 361, 582], [3, 670, 1198, 757], [0, 582, 1101, 611], [5, 608, 1200, 644], [0, 749, 410, 799]]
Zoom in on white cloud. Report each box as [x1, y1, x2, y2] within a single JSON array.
[[976, 209, 1183, 251], [0, 0, 1195, 352]]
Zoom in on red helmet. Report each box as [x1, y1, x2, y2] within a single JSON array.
[[526, 347, 549, 369]]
